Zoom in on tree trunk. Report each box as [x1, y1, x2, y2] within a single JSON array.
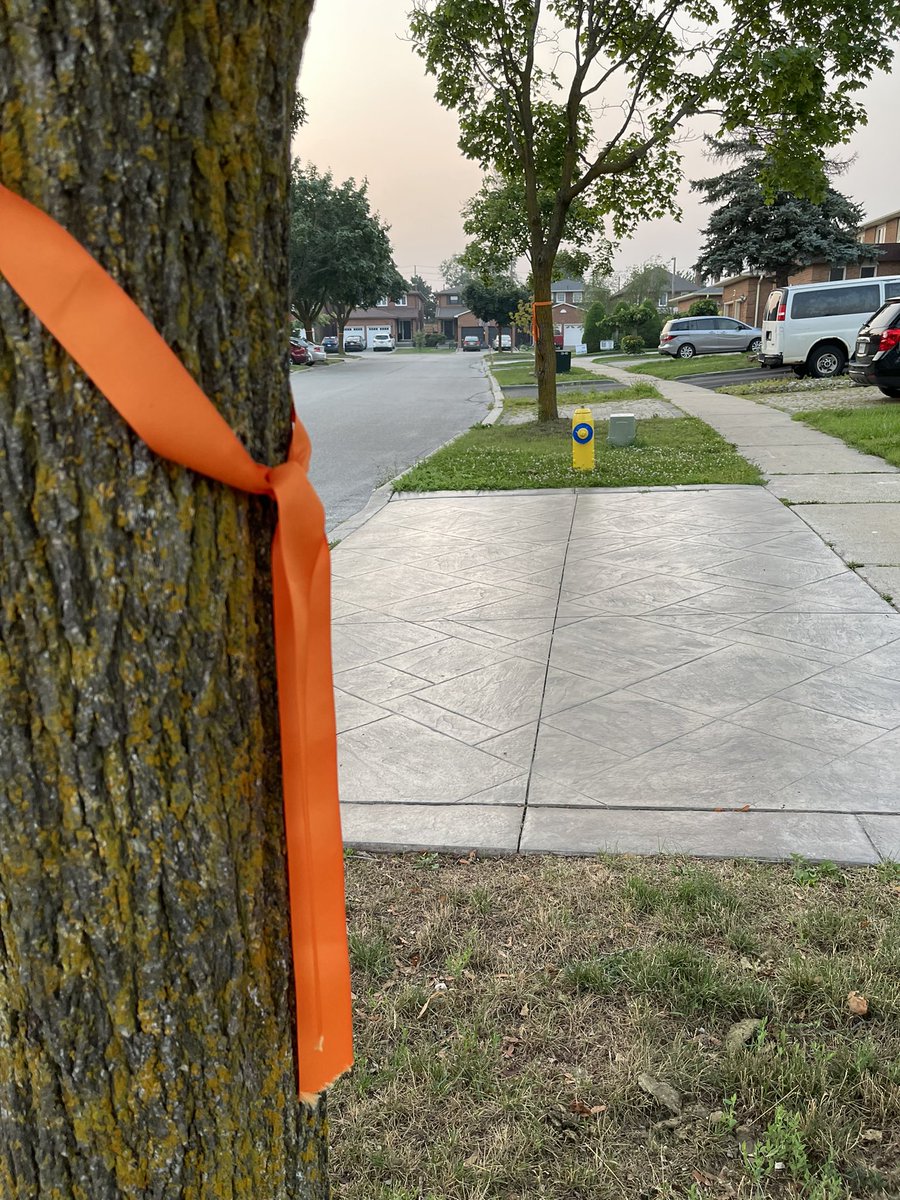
[[531, 262, 558, 421], [0, 3, 331, 1197]]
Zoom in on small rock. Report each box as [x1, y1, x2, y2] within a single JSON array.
[[637, 1072, 682, 1115], [848, 991, 869, 1017], [725, 1017, 764, 1053]]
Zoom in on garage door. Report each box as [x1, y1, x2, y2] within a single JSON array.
[[366, 325, 392, 348]]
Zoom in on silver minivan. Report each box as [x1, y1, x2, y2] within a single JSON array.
[[658, 316, 762, 359]]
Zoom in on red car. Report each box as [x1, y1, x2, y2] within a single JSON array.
[[290, 337, 309, 365]]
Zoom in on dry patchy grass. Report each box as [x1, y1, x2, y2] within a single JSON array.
[[330, 853, 900, 1200]]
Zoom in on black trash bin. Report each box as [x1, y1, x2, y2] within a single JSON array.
[[555, 350, 572, 373]]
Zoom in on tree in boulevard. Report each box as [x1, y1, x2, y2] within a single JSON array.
[[463, 276, 530, 349], [290, 163, 403, 342], [693, 135, 873, 287], [0, 2, 331, 1196], [409, 0, 896, 422]]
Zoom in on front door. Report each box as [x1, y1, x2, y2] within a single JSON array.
[[398, 320, 412, 341]]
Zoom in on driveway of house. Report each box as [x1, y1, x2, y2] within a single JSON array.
[[332, 486, 900, 865]]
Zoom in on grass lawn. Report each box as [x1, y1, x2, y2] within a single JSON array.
[[491, 362, 601, 388], [499, 381, 664, 417], [331, 852, 900, 1200], [393, 404, 762, 492], [627, 353, 763, 380], [794, 404, 900, 467]]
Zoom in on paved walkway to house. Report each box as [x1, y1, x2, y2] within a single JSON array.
[[333, 471, 900, 864]]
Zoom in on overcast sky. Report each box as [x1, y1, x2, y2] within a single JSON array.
[[295, 1, 899, 290]]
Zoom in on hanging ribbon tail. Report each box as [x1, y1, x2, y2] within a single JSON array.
[[0, 181, 353, 1099], [270, 455, 353, 1097]]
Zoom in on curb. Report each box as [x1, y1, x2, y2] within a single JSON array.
[[482, 361, 505, 425]]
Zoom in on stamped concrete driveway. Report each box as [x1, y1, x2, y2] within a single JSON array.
[[332, 487, 900, 865]]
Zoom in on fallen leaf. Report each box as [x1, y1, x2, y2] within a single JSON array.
[[861, 1128, 883, 1143], [568, 1099, 607, 1117], [638, 1072, 682, 1114], [848, 991, 869, 1016], [724, 1017, 764, 1053]]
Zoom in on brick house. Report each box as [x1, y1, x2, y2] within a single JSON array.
[[433, 288, 468, 341], [714, 210, 900, 327], [336, 289, 427, 346], [552, 302, 586, 347], [670, 285, 724, 314], [550, 278, 585, 304]]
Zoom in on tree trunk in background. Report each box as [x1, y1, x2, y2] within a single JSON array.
[[0, 3, 330, 1196], [532, 262, 559, 421]]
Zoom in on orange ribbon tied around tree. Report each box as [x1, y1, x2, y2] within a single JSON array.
[[0, 182, 352, 1100], [531, 299, 553, 344]]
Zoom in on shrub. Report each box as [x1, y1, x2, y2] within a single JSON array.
[[424, 332, 446, 348], [688, 298, 720, 317], [620, 333, 645, 354], [413, 329, 427, 348]]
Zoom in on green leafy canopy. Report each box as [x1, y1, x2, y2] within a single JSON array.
[[289, 161, 404, 335], [409, 0, 896, 419]]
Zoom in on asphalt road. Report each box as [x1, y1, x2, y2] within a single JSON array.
[[290, 350, 492, 531]]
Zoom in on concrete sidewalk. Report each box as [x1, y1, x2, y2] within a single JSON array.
[[598, 361, 900, 607], [333, 480, 900, 865]]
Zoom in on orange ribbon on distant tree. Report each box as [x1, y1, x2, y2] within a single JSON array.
[[531, 299, 553, 344], [0, 182, 352, 1099]]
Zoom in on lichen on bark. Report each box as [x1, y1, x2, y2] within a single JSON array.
[[0, 2, 330, 1196]]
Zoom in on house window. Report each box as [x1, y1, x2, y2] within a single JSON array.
[[860, 265, 877, 278], [829, 267, 846, 282], [394, 295, 407, 306], [876, 224, 888, 244], [449, 293, 459, 303], [375, 297, 388, 307], [573, 292, 583, 303]]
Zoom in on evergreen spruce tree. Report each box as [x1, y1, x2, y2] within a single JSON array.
[[693, 136, 870, 287]]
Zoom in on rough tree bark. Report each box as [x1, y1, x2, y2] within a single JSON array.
[[531, 256, 558, 423], [0, 3, 331, 1196]]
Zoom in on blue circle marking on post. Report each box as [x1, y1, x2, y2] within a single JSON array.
[[573, 422, 594, 444]]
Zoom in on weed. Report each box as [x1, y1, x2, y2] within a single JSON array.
[[791, 855, 844, 886]]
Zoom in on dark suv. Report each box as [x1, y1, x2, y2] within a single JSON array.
[[849, 298, 900, 399]]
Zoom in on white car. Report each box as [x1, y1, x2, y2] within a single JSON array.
[[372, 333, 396, 352], [760, 275, 900, 378], [294, 336, 327, 363], [492, 334, 512, 349]]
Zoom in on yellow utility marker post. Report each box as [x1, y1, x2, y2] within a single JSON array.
[[572, 406, 595, 471]]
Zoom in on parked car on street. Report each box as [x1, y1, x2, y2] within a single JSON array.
[[293, 336, 326, 363], [289, 337, 309, 365], [848, 297, 900, 398], [372, 332, 396, 351], [344, 335, 365, 352], [658, 316, 762, 359], [461, 335, 482, 351], [492, 334, 512, 350], [322, 336, 340, 353], [760, 275, 900, 378]]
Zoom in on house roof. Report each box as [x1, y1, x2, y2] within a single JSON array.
[[435, 304, 468, 319], [862, 209, 900, 230], [550, 278, 585, 291], [674, 286, 724, 301]]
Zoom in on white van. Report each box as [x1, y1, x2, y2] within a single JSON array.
[[760, 275, 900, 378]]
